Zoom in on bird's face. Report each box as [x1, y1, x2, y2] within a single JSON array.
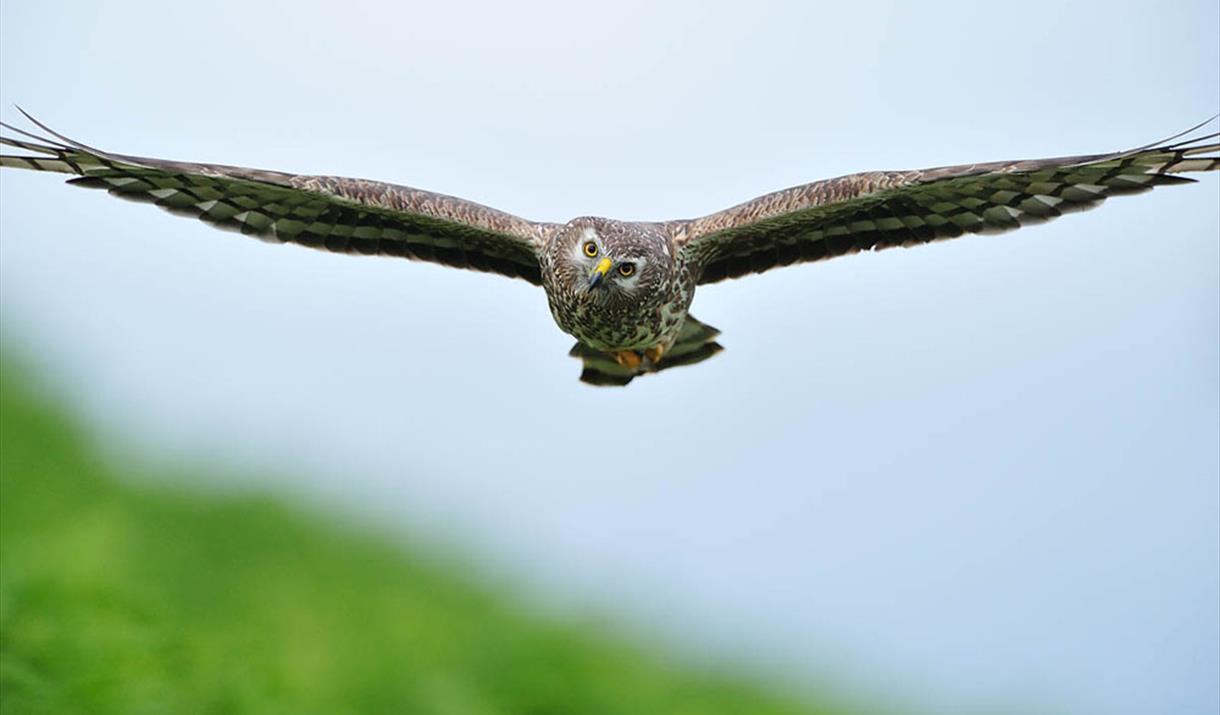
[[553, 219, 663, 306]]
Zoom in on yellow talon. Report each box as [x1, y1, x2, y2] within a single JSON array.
[[614, 351, 643, 370], [643, 346, 664, 364]]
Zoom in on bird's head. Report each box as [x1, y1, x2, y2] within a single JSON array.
[[551, 218, 666, 304]]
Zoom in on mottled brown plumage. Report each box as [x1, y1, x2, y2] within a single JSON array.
[[2, 110, 1216, 386], [541, 218, 693, 355]]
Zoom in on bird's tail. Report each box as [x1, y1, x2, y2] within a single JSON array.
[[570, 315, 724, 387]]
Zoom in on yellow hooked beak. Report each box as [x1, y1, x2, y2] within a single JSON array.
[[587, 257, 613, 289]]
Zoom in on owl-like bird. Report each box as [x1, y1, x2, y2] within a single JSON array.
[[2, 111, 1217, 386]]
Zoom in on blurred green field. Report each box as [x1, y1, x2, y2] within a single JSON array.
[[0, 361, 871, 715]]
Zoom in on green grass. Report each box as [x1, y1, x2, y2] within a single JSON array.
[[0, 361, 868, 715]]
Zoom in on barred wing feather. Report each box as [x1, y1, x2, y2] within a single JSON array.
[[678, 124, 1219, 284], [0, 111, 552, 284]]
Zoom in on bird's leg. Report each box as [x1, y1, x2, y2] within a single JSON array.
[[643, 346, 665, 366], [614, 350, 643, 370]]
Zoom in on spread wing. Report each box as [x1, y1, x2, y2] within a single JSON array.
[[0, 110, 553, 284], [675, 122, 1219, 285]]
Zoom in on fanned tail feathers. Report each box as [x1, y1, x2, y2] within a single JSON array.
[[571, 316, 724, 386]]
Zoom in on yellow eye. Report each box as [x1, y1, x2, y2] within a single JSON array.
[[617, 262, 635, 277], [583, 241, 598, 257]]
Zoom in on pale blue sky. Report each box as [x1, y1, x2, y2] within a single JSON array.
[[2, 2, 1217, 713]]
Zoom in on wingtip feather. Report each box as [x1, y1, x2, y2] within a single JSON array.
[[11, 107, 108, 156]]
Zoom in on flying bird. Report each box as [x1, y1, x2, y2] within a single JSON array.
[[2, 111, 1216, 386]]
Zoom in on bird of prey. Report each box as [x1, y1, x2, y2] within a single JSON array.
[[2, 111, 1216, 386]]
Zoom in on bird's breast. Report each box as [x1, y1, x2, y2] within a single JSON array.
[[542, 277, 692, 353]]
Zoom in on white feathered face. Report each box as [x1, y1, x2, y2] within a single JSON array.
[[545, 220, 670, 309], [569, 226, 650, 297]]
